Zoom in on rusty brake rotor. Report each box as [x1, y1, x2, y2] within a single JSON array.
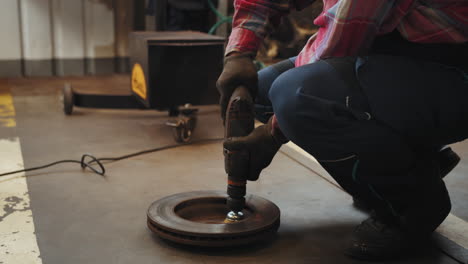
[[147, 190, 281, 247]]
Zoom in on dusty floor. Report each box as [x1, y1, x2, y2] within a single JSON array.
[[0, 75, 467, 264]]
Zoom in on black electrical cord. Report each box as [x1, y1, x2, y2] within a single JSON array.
[[0, 138, 223, 178]]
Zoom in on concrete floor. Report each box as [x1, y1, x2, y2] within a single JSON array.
[[0, 76, 467, 263], [446, 142, 468, 221]]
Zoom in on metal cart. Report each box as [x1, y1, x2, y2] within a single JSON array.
[[62, 31, 224, 142]]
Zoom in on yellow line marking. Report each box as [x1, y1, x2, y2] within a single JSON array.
[[0, 92, 16, 128]]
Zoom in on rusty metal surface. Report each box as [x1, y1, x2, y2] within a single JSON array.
[[147, 190, 281, 247]]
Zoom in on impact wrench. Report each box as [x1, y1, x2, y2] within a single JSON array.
[[223, 85, 255, 222]]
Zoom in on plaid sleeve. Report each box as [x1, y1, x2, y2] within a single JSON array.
[[295, 0, 415, 65], [226, 0, 310, 55]]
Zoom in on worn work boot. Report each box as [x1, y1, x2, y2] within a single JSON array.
[[345, 215, 424, 261], [347, 158, 451, 261], [353, 147, 460, 212]]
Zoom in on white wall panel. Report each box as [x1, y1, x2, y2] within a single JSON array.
[[51, 0, 85, 59], [20, 0, 53, 76], [83, 0, 115, 58], [83, 0, 115, 74], [20, 0, 53, 60], [51, 0, 85, 75], [0, 0, 133, 77], [0, 0, 22, 60], [0, 0, 22, 76]]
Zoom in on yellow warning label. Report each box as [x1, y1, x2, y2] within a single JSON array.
[[131, 63, 147, 100]]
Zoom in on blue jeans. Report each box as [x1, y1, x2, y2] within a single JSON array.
[[256, 55, 468, 233], [255, 57, 297, 123]]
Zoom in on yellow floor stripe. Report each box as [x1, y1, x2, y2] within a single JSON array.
[[0, 92, 16, 128]]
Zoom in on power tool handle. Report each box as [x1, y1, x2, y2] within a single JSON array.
[[224, 85, 255, 177], [224, 86, 255, 138], [223, 86, 255, 212]]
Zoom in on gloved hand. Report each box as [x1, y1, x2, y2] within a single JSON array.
[[224, 117, 288, 181], [216, 52, 258, 121]]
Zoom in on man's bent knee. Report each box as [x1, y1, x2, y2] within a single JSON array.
[[268, 61, 345, 142], [268, 69, 303, 141]]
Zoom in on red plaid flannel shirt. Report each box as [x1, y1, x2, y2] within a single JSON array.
[[226, 0, 468, 66], [227, 0, 467, 139]]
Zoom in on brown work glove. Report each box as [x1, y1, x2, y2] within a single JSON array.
[[224, 117, 288, 181], [216, 52, 258, 121]]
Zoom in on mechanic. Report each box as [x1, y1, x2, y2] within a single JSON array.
[[217, 0, 467, 260]]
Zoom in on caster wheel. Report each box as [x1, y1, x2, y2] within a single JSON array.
[[63, 83, 74, 115], [166, 116, 197, 143], [166, 109, 198, 143], [172, 121, 193, 143]]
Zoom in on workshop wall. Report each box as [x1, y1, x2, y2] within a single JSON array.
[[0, 0, 132, 78], [0, 0, 23, 77]]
